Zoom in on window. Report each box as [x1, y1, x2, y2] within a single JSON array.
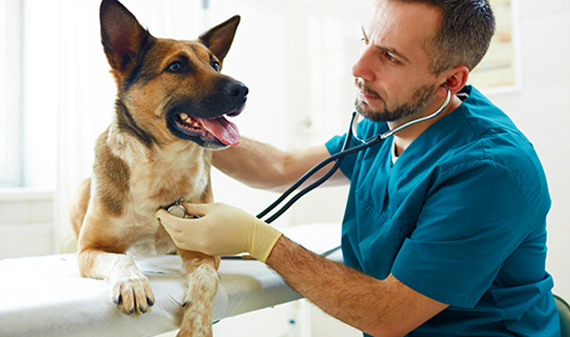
[[0, 1, 23, 187]]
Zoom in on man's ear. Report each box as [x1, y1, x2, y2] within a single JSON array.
[[100, 0, 156, 74], [436, 65, 469, 98], [199, 15, 241, 62]]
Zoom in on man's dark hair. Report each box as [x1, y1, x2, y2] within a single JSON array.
[[392, 0, 496, 74]]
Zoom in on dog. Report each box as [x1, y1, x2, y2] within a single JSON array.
[[68, 0, 247, 336]]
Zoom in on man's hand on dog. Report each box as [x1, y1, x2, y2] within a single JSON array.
[[156, 202, 283, 263]]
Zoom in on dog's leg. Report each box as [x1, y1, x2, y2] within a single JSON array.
[[77, 214, 155, 315], [176, 250, 221, 337], [78, 248, 155, 314]]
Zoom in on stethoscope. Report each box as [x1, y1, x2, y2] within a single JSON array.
[[166, 87, 452, 258], [257, 87, 452, 227]]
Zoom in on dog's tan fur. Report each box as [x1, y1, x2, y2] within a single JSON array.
[[68, 1, 247, 335]]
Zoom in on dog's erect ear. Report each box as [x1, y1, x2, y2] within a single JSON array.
[[100, 0, 156, 73], [199, 15, 241, 61]]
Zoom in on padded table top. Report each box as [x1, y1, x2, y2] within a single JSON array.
[[0, 223, 342, 337]]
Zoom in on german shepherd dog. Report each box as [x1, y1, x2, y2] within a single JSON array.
[[68, 0, 247, 336]]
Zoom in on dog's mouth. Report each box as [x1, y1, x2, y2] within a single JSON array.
[[173, 112, 240, 148]]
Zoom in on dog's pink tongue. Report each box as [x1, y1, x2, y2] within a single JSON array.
[[201, 117, 240, 146]]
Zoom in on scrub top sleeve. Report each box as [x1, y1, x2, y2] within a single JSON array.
[[391, 159, 534, 308]]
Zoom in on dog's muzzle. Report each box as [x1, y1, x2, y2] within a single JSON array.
[[166, 79, 248, 150]]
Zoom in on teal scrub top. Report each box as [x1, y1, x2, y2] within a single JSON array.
[[325, 86, 560, 336]]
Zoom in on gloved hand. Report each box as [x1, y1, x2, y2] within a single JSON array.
[[156, 202, 283, 263]]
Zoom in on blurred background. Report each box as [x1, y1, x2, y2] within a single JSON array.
[[1, 0, 569, 336]]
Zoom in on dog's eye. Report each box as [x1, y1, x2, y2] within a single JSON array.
[[212, 61, 220, 72], [168, 62, 182, 73]]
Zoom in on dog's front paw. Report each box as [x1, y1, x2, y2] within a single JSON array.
[[110, 275, 155, 315]]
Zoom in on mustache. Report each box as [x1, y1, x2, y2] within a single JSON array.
[[354, 78, 381, 100]]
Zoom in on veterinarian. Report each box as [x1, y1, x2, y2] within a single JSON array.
[[156, 0, 560, 335]]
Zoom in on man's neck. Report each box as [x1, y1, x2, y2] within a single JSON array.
[[390, 94, 463, 157]]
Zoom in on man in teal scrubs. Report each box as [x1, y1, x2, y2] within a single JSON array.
[[157, 0, 560, 335]]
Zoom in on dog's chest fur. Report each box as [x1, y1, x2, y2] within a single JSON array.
[[94, 126, 212, 257]]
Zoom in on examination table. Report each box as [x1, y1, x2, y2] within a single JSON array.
[[0, 223, 342, 337]]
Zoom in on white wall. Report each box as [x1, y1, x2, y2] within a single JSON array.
[[487, 0, 570, 300]]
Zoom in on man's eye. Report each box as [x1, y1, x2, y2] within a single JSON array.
[[361, 36, 369, 45], [386, 53, 397, 63]]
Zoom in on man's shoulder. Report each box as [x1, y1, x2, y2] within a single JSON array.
[[443, 86, 534, 163]]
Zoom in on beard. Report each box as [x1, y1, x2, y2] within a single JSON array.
[[354, 79, 438, 123]]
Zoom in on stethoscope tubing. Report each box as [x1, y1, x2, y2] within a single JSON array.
[[257, 112, 375, 223], [257, 88, 451, 224]]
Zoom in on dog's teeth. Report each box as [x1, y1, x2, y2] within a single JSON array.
[[177, 113, 201, 129]]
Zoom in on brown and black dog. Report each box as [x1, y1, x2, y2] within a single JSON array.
[[68, 0, 247, 336]]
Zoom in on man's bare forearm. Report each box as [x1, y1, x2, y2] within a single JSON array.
[[212, 137, 339, 192], [265, 236, 448, 337], [266, 236, 388, 334], [212, 137, 288, 190]]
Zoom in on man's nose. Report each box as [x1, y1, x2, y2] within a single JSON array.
[[351, 46, 376, 83]]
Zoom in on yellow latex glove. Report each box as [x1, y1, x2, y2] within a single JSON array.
[[156, 202, 283, 263]]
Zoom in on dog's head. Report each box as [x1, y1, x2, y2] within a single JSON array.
[[100, 0, 247, 150]]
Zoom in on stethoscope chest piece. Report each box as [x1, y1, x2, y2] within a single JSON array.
[[166, 198, 200, 219], [167, 204, 187, 218]]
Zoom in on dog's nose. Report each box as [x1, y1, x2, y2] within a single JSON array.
[[224, 81, 249, 101]]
